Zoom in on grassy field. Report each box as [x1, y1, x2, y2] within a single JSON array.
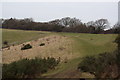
[[2, 29, 52, 47], [43, 33, 117, 78], [2, 29, 118, 78], [59, 32, 117, 56]]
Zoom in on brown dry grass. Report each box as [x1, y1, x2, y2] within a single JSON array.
[[2, 35, 76, 64]]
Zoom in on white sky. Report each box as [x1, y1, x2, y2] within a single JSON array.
[[0, 0, 119, 2], [0, 0, 119, 25]]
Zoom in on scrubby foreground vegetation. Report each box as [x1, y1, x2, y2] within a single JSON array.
[[78, 34, 120, 78], [2, 57, 60, 78]]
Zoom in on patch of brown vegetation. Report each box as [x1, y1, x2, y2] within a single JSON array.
[[2, 35, 75, 64]]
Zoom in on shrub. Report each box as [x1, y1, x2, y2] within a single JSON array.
[[21, 44, 32, 50], [2, 57, 59, 78], [115, 35, 120, 74], [78, 56, 97, 74], [78, 35, 120, 78], [3, 41, 8, 45], [39, 43, 45, 46], [78, 52, 116, 77]]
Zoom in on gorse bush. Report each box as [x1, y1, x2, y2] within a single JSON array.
[[78, 56, 96, 73], [78, 52, 117, 77], [3, 41, 8, 45], [39, 43, 45, 46], [21, 44, 32, 50], [2, 57, 60, 78]]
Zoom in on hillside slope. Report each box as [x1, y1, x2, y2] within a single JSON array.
[[2, 29, 117, 78]]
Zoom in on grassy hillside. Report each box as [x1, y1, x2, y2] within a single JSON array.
[[43, 33, 117, 78], [2, 29, 117, 78], [2, 29, 52, 47], [60, 33, 117, 56]]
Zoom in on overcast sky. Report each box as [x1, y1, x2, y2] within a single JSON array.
[[1, 2, 118, 25]]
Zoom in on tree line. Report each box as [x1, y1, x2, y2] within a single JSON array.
[[1, 18, 120, 34]]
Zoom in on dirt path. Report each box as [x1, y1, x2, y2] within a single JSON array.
[[2, 35, 76, 64]]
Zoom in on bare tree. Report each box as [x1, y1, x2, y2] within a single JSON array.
[[94, 19, 109, 30], [86, 21, 95, 27]]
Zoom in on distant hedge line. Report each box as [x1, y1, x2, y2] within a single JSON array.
[[2, 18, 120, 34]]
